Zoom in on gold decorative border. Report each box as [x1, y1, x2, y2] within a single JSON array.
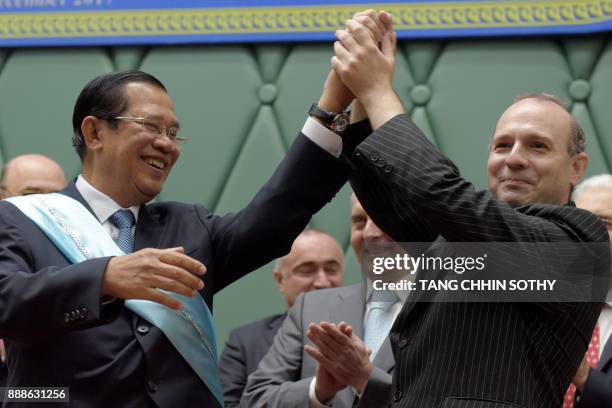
[[0, 1, 610, 39]]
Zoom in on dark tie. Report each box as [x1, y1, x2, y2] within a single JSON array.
[[108, 209, 135, 253]]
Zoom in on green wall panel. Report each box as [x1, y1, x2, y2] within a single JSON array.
[[0, 49, 113, 178], [140, 46, 263, 207], [0, 35, 609, 351]]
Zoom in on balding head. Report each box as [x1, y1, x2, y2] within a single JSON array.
[[273, 229, 344, 309], [487, 94, 588, 207], [573, 174, 612, 241], [0, 154, 67, 198]]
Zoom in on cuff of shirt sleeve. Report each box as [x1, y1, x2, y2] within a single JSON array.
[[309, 378, 334, 408], [302, 117, 343, 158]]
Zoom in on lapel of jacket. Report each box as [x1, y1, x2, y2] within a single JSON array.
[[372, 334, 395, 373], [598, 335, 612, 372], [330, 284, 365, 338], [133, 204, 165, 251], [329, 284, 368, 408], [264, 314, 285, 348]]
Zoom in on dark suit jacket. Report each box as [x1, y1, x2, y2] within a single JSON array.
[[0, 360, 6, 388], [576, 334, 612, 407], [219, 313, 285, 407], [345, 114, 610, 407], [0, 134, 350, 408]]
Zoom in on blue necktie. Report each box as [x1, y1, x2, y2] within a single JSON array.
[[364, 289, 398, 360], [108, 209, 135, 253]]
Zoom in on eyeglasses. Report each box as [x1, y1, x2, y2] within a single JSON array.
[[109, 116, 188, 143]]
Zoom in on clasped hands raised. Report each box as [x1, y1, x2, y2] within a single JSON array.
[[321, 9, 404, 131]]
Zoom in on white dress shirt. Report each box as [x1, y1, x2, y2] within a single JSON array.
[[598, 303, 612, 359], [75, 175, 140, 240]]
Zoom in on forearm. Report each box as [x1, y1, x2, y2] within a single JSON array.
[[360, 89, 405, 131], [209, 133, 351, 290]]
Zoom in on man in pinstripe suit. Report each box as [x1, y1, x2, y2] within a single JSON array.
[[303, 11, 610, 408]]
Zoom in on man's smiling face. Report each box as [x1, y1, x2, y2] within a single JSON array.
[[487, 98, 586, 207]]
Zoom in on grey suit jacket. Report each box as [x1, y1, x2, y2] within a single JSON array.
[[241, 283, 395, 408]]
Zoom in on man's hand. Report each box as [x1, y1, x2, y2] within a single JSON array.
[[313, 362, 346, 403], [333, 13, 395, 103], [102, 247, 206, 310], [305, 321, 372, 394], [333, 11, 403, 129], [317, 10, 391, 114], [572, 354, 592, 391]]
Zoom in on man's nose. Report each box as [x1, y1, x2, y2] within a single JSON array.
[[505, 144, 529, 169], [153, 134, 178, 154], [312, 269, 332, 288], [363, 218, 384, 241]]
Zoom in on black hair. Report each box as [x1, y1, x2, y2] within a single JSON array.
[[71, 70, 167, 161]]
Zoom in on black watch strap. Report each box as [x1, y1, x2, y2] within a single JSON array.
[[308, 103, 350, 134]]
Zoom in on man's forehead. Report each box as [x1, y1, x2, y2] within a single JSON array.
[[494, 98, 572, 138], [123, 82, 175, 112], [350, 195, 366, 216]]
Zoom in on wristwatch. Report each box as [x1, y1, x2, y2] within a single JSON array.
[[308, 103, 350, 134]]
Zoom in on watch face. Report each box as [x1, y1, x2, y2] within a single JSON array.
[[333, 113, 350, 133]]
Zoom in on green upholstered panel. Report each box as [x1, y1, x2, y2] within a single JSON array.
[[0, 49, 114, 178], [0, 35, 609, 350]]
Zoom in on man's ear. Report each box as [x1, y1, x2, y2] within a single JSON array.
[[569, 152, 588, 188], [81, 116, 104, 153], [273, 271, 284, 292]]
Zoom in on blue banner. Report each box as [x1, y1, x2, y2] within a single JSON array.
[[0, 1, 610, 47]]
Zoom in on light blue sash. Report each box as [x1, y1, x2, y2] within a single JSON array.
[[6, 193, 224, 407]]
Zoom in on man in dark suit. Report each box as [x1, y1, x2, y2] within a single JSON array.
[[0, 339, 5, 388], [0, 153, 68, 389], [219, 228, 344, 406], [571, 174, 612, 408], [301, 11, 609, 408], [0, 71, 352, 407], [243, 194, 407, 407]]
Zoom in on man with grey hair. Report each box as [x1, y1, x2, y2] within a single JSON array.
[[219, 229, 344, 406], [568, 173, 612, 408]]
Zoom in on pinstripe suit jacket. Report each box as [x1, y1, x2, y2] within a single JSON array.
[[345, 114, 610, 408]]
